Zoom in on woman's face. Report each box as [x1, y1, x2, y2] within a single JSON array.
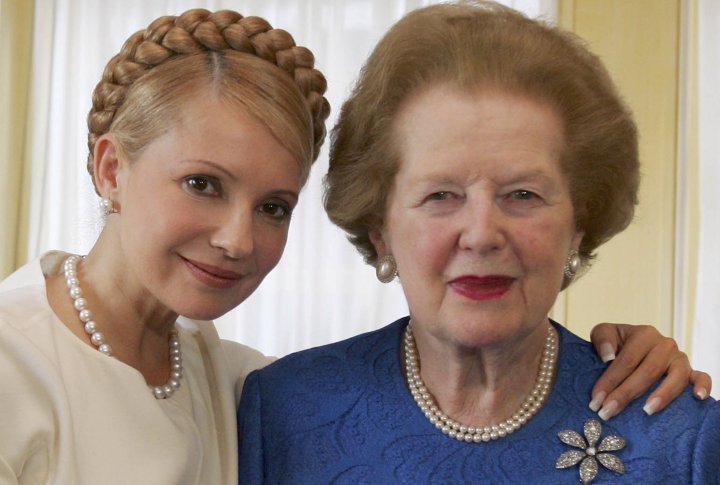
[[112, 96, 301, 320], [373, 86, 583, 349]]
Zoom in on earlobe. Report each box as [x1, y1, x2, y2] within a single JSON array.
[[368, 226, 389, 258], [572, 229, 585, 250], [93, 134, 123, 200]]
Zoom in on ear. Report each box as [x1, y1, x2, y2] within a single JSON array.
[[571, 228, 585, 251], [368, 225, 390, 258], [93, 134, 125, 203]]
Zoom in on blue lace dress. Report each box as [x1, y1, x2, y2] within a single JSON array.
[[238, 317, 720, 484]]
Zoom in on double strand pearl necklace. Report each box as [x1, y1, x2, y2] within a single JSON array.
[[403, 323, 557, 443], [63, 255, 183, 399]]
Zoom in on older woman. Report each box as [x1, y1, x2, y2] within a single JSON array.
[[237, 2, 720, 483]]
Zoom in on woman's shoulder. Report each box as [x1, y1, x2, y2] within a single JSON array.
[[0, 255, 59, 333], [256, 317, 408, 378]]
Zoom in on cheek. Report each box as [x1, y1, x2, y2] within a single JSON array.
[[516, 218, 573, 271], [255, 225, 289, 272]]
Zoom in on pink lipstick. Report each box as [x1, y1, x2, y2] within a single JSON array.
[[449, 275, 515, 301], [181, 256, 244, 289]]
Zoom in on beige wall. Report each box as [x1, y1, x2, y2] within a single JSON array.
[[553, 0, 692, 342], [0, 0, 33, 277]]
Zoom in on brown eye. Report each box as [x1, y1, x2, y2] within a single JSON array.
[[183, 175, 220, 196], [259, 202, 291, 222]]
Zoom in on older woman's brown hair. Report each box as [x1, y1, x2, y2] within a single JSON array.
[[324, 0, 639, 275], [88, 9, 331, 188]]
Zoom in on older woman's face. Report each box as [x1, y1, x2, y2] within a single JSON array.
[[373, 86, 582, 348]]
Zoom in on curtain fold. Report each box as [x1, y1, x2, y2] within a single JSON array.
[[0, 0, 34, 277], [691, 0, 720, 383], [17, 0, 553, 358]]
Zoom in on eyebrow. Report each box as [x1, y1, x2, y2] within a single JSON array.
[[179, 158, 237, 181]]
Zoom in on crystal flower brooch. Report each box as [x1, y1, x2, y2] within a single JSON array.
[[556, 419, 626, 483]]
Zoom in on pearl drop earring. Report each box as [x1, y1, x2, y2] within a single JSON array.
[[564, 250, 581, 280], [99, 198, 118, 215], [376, 255, 398, 283]]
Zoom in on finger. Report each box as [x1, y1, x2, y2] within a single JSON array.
[[639, 354, 693, 415], [589, 326, 659, 410], [690, 370, 712, 400], [589, 323, 624, 363], [598, 339, 691, 420]]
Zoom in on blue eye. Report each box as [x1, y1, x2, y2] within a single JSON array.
[[512, 190, 536, 200], [429, 191, 453, 200], [184, 175, 220, 196]]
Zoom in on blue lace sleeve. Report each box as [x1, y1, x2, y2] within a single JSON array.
[[238, 370, 264, 484]]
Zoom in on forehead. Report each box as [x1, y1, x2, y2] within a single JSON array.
[[391, 85, 565, 182]]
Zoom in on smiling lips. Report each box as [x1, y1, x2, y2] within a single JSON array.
[[449, 275, 515, 301], [182, 257, 244, 289]]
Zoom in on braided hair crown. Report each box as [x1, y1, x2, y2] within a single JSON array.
[[87, 9, 330, 187]]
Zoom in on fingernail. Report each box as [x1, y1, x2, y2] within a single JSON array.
[[598, 400, 618, 421], [696, 388, 708, 400], [599, 343, 616, 363], [643, 397, 661, 416], [589, 391, 606, 412]]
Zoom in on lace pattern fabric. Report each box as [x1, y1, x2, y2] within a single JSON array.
[[238, 317, 720, 484]]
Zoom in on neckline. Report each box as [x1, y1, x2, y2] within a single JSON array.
[[392, 317, 568, 442]]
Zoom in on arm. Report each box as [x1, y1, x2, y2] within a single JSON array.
[[237, 370, 265, 483], [589, 323, 712, 420]]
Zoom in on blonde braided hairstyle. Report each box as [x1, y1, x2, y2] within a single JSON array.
[[87, 9, 330, 191]]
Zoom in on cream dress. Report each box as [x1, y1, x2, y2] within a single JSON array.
[[0, 251, 272, 484]]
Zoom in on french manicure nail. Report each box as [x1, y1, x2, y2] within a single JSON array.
[[696, 388, 708, 400], [589, 391, 606, 412], [598, 400, 618, 421], [643, 397, 661, 416], [600, 343, 616, 363]]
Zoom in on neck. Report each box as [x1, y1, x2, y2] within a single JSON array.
[[408, 321, 553, 427], [47, 229, 178, 384]]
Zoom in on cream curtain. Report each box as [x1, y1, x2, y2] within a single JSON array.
[[0, 0, 33, 277], [9, 0, 719, 370], [14, 0, 553, 357], [691, 0, 720, 382]]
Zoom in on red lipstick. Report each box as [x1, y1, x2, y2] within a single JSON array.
[[449, 275, 514, 301], [181, 256, 244, 289]]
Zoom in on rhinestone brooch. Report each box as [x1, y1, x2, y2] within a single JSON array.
[[555, 418, 626, 484]]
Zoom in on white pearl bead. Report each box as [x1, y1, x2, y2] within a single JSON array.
[[84, 321, 97, 334], [90, 332, 105, 346]]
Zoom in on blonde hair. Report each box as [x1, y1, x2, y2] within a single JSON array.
[[88, 9, 331, 188], [325, 1, 639, 270]]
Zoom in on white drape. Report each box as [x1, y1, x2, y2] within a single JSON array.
[[691, 0, 720, 381], [24, 0, 553, 357]]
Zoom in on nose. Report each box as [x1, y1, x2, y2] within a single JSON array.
[[457, 197, 507, 254], [209, 207, 254, 259]]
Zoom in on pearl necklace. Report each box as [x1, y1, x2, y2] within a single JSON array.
[[62, 255, 183, 399], [403, 323, 557, 443]]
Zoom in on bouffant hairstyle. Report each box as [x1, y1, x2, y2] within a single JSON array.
[[88, 9, 331, 188], [324, 1, 639, 272]]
